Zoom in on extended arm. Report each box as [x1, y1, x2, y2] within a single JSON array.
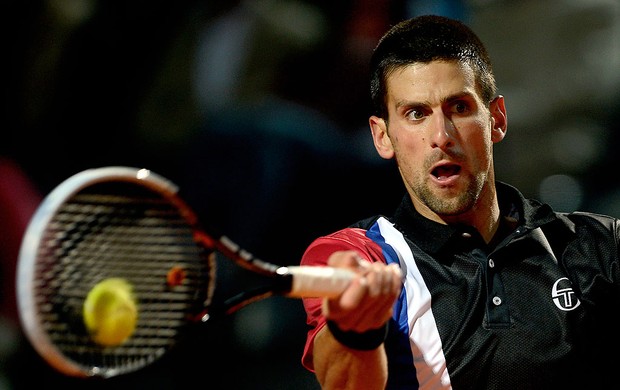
[[311, 250, 402, 389]]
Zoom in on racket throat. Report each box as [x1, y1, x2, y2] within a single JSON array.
[[202, 273, 292, 319]]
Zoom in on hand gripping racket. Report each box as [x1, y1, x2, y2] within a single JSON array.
[[16, 166, 353, 379]]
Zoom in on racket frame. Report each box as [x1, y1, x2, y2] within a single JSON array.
[[16, 166, 354, 379]]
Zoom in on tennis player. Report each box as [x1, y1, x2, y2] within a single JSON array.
[[300, 14, 620, 389]]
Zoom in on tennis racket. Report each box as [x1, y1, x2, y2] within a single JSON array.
[[16, 166, 353, 379]]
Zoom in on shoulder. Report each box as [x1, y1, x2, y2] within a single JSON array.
[[568, 211, 619, 227], [300, 216, 387, 266], [501, 180, 620, 242], [556, 211, 620, 243]]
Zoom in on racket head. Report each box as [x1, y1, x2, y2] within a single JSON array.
[[16, 166, 216, 378]]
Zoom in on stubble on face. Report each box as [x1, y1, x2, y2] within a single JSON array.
[[416, 170, 484, 217], [402, 148, 487, 218]]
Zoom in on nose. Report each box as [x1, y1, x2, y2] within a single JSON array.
[[429, 113, 455, 149]]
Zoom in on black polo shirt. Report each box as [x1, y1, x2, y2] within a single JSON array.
[[371, 182, 620, 389]]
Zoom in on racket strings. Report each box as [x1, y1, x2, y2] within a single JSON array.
[[32, 182, 214, 377]]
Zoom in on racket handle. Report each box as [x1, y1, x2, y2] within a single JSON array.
[[282, 266, 355, 298]]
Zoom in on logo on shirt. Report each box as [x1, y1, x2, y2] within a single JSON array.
[[551, 277, 581, 311]]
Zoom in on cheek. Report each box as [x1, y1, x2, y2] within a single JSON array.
[[464, 134, 490, 156], [392, 137, 427, 170], [466, 134, 494, 171], [392, 135, 415, 156], [462, 119, 493, 146]]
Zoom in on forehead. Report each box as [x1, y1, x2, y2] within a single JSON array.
[[386, 61, 477, 103]]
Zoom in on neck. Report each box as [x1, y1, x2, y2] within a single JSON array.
[[414, 182, 501, 244]]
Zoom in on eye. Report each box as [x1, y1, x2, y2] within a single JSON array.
[[405, 109, 425, 121], [453, 101, 468, 114]]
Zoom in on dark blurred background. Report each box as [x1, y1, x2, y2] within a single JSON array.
[[1, 0, 619, 388]]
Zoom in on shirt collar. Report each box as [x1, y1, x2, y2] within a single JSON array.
[[389, 181, 557, 254]]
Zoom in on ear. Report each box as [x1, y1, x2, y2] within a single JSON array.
[[490, 95, 507, 143], [369, 115, 395, 159]]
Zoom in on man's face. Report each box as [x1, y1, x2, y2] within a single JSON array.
[[370, 60, 506, 223]]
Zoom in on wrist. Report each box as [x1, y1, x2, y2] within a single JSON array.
[[326, 319, 388, 351]]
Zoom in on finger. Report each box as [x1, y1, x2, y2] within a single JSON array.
[[346, 291, 396, 331], [326, 250, 353, 267], [364, 262, 401, 297], [388, 264, 403, 295], [321, 272, 367, 318], [339, 273, 369, 309], [328, 251, 371, 273]]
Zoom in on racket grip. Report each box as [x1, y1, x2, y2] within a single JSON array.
[[283, 266, 355, 298]]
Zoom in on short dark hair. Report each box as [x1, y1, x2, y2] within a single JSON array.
[[369, 15, 497, 118]]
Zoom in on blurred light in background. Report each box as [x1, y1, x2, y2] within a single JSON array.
[[539, 174, 584, 212]]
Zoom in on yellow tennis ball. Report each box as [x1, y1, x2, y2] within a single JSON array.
[[83, 278, 138, 347]]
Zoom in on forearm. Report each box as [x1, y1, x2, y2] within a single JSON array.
[[313, 325, 388, 390]]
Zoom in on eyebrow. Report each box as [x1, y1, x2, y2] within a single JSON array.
[[444, 91, 474, 102], [394, 91, 475, 110]]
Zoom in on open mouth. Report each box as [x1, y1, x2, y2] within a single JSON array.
[[431, 164, 461, 181]]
